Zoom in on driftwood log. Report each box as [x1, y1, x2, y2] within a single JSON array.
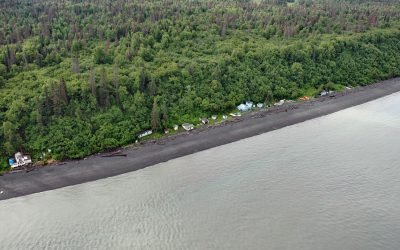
[[101, 150, 127, 157]]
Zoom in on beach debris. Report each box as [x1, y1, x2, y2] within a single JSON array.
[[101, 154, 127, 157], [211, 115, 217, 120], [138, 130, 152, 138], [230, 112, 242, 117], [173, 125, 179, 131], [201, 118, 209, 124], [298, 96, 310, 101], [9, 152, 32, 169], [222, 115, 228, 119], [274, 100, 285, 106], [101, 150, 127, 157], [320, 90, 328, 96], [164, 128, 169, 134], [182, 123, 194, 131], [257, 103, 264, 108]]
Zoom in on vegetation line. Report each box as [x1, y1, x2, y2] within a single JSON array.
[[1, 0, 400, 171]]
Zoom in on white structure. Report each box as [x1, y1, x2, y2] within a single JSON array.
[[237, 104, 247, 111], [10, 152, 32, 169], [237, 101, 253, 112], [222, 115, 228, 119], [138, 130, 152, 138], [182, 123, 194, 131], [230, 112, 241, 117], [173, 125, 179, 131], [211, 115, 217, 120], [320, 90, 328, 96], [257, 103, 264, 108]]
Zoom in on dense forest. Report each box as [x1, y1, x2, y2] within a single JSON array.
[[1, 0, 400, 170]]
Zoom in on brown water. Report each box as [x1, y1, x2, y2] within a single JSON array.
[[1, 93, 400, 250]]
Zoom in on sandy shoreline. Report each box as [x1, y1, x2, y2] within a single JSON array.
[[1, 77, 400, 201]]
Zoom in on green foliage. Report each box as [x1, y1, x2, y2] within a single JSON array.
[[0, 0, 400, 163], [93, 47, 111, 65]]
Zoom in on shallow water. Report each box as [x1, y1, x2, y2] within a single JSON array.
[[1, 93, 400, 250]]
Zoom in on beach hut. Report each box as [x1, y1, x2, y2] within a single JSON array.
[[182, 123, 194, 131]]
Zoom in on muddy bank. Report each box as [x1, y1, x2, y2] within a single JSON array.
[[1, 77, 400, 201]]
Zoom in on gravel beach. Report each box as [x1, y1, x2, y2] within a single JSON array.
[[1, 77, 400, 201]]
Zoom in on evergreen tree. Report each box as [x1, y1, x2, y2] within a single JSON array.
[[89, 66, 97, 98], [151, 99, 161, 131]]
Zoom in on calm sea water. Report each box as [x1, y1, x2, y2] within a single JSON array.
[[1, 93, 400, 250]]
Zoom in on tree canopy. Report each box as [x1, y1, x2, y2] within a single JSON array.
[[1, 0, 400, 171]]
